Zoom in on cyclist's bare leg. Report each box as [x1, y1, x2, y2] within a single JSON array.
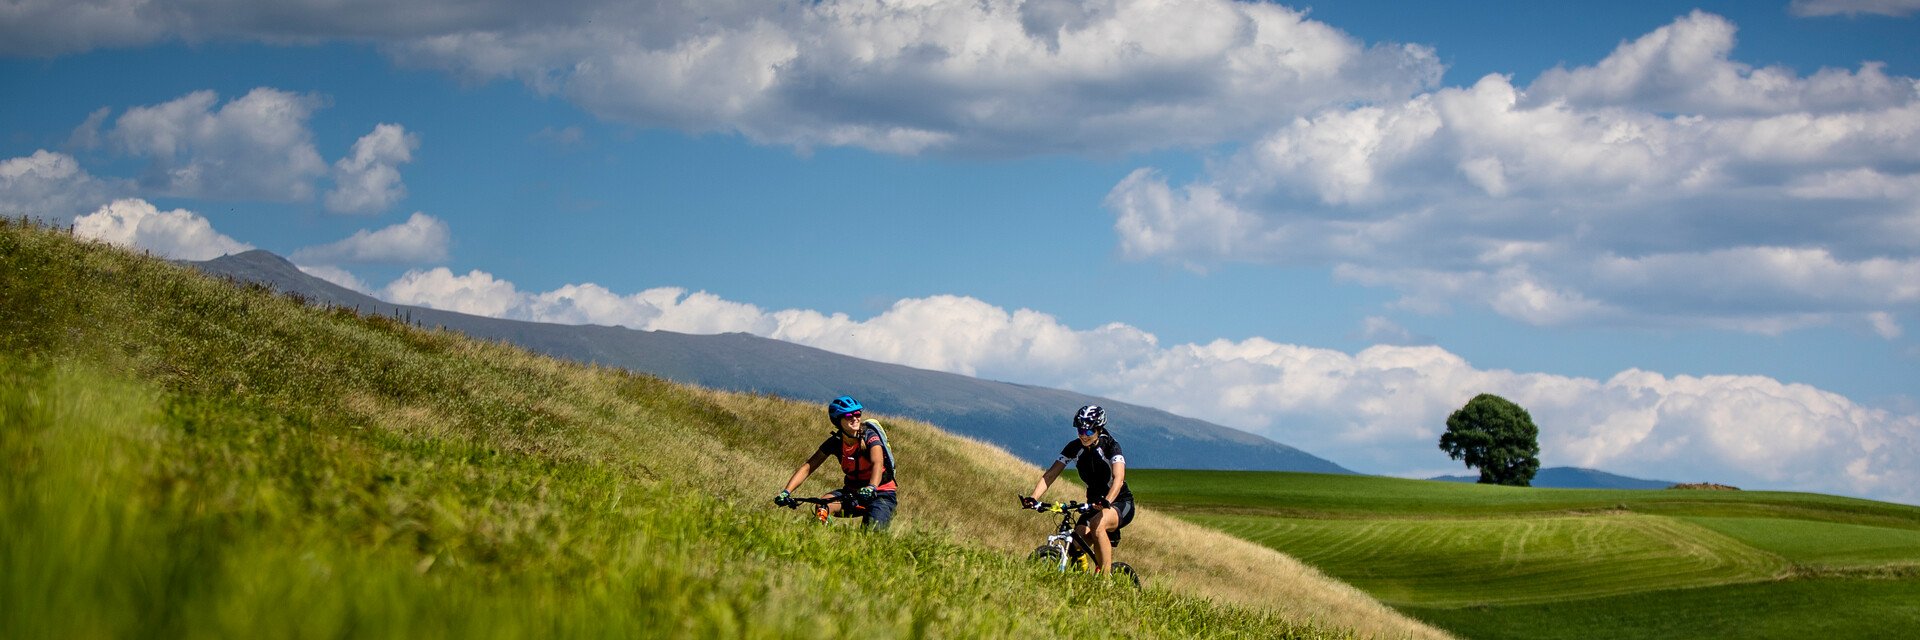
[[1089, 509, 1119, 573], [1072, 521, 1096, 566]]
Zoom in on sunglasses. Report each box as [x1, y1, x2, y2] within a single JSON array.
[[842, 411, 862, 420], [1077, 428, 1098, 436]]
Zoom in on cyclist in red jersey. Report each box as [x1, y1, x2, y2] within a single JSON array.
[[775, 396, 898, 530]]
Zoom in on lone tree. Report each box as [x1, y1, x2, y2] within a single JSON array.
[[1438, 393, 1541, 486]]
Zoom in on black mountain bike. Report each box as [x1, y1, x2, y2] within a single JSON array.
[[1021, 499, 1141, 587], [778, 494, 866, 525]]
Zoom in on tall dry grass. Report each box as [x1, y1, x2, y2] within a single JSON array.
[[692, 391, 1451, 640]]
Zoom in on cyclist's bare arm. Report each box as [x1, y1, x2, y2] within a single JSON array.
[[1029, 460, 1067, 500], [783, 450, 830, 493], [1103, 460, 1126, 507]]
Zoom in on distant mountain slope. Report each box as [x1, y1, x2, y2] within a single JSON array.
[[1428, 466, 1675, 489], [189, 250, 1351, 473]]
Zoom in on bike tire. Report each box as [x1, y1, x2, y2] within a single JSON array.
[[1110, 562, 1141, 588], [1028, 545, 1065, 567]]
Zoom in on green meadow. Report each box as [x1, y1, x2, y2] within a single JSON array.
[[1123, 469, 1920, 639], [1, 219, 1449, 638]]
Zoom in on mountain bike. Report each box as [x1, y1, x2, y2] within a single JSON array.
[[778, 494, 865, 525], [1021, 499, 1141, 587]]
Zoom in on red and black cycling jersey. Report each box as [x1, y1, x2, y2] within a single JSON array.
[[1059, 434, 1131, 503], [816, 424, 897, 491]]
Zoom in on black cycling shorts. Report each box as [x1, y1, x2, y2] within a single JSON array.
[[1077, 497, 1135, 531]]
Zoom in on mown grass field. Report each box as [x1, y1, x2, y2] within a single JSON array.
[[0, 220, 1447, 639], [1122, 469, 1920, 639]]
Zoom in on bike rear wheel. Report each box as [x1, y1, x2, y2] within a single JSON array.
[[1027, 545, 1065, 568], [1110, 562, 1141, 588]]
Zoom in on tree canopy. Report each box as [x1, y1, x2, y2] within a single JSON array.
[[1438, 393, 1541, 487]]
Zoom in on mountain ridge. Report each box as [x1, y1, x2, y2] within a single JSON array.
[[1428, 466, 1676, 490], [188, 250, 1352, 474]]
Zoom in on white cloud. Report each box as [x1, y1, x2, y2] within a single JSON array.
[[297, 264, 372, 294], [1107, 12, 1920, 334], [530, 284, 776, 334], [769, 295, 1162, 379], [0, 150, 128, 221], [3, 0, 1443, 158], [1348, 316, 1433, 346], [107, 88, 329, 202], [1528, 11, 1919, 116], [325, 123, 419, 215], [1867, 311, 1903, 339], [70, 198, 252, 260], [1790, 0, 1920, 17], [367, 266, 1920, 504], [380, 267, 525, 318], [289, 211, 451, 266], [1589, 248, 1920, 310], [1787, 168, 1920, 200], [65, 107, 112, 151]]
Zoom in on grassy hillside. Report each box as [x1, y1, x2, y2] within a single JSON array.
[[0, 220, 1445, 639], [1124, 469, 1920, 639]]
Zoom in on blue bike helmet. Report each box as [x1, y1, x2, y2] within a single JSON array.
[[828, 396, 864, 424]]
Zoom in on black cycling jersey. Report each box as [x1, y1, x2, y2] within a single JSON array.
[[1058, 433, 1132, 503]]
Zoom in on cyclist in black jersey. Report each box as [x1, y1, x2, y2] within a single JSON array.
[[1022, 405, 1133, 575]]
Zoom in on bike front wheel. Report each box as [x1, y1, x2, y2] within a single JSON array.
[[1027, 545, 1065, 568], [1110, 562, 1141, 588]]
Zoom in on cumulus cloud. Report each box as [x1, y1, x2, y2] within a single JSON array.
[[106, 88, 329, 202], [325, 123, 418, 214], [379, 268, 778, 334], [0, 150, 129, 221], [424, 0, 1446, 156], [1108, 12, 1920, 335], [1528, 11, 1918, 116], [373, 267, 1920, 503], [2, 0, 1442, 158], [289, 211, 451, 266], [380, 267, 526, 318], [70, 198, 252, 260], [45, 92, 420, 215], [297, 264, 373, 294], [1790, 0, 1920, 17]]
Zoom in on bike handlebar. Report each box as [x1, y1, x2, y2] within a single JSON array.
[[780, 495, 859, 509], [1024, 499, 1096, 514]]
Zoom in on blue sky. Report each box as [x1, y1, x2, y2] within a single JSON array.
[[4, 0, 1918, 503]]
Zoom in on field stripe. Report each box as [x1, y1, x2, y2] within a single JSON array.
[[1191, 512, 1791, 607]]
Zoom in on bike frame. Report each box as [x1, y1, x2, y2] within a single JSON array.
[[1033, 500, 1099, 572], [1024, 499, 1141, 587]]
